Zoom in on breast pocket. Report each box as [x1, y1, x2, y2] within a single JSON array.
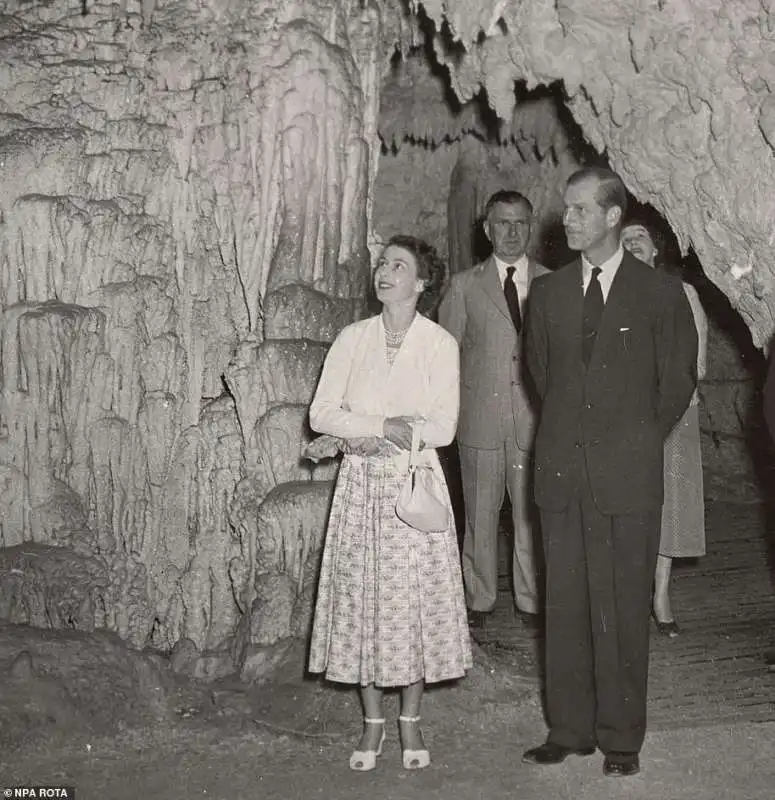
[[613, 319, 653, 362], [617, 326, 633, 357], [611, 321, 660, 403]]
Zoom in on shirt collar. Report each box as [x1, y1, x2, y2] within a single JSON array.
[[494, 253, 528, 279], [581, 244, 624, 279]]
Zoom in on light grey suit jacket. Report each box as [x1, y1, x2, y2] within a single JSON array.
[[438, 256, 549, 450]]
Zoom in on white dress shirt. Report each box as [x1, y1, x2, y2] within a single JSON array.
[[581, 245, 624, 302], [494, 253, 529, 311]]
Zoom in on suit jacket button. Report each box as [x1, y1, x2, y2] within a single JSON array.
[[575, 442, 582, 448]]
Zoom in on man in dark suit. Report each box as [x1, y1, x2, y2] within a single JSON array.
[[439, 191, 548, 628], [522, 167, 698, 777]]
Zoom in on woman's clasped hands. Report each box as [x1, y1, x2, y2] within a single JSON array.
[[383, 416, 424, 451]]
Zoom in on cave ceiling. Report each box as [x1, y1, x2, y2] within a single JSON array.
[[383, 0, 775, 348]]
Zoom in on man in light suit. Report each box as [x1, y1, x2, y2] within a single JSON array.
[[438, 190, 548, 628], [522, 167, 697, 777]]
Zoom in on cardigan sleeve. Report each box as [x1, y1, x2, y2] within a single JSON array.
[[416, 330, 460, 449], [309, 326, 386, 439]]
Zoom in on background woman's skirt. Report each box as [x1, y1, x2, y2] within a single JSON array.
[[308, 454, 472, 687], [661, 403, 705, 558]]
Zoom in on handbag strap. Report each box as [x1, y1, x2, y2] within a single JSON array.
[[408, 422, 421, 469]]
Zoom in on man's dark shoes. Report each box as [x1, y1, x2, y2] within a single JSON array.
[[516, 609, 543, 635], [467, 609, 490, 628], [522, 742, 595, 765], [603, 752, 640, 777]]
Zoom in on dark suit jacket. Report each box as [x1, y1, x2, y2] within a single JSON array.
[[438, 256, 549, 450], [525, 251, 698, 515]]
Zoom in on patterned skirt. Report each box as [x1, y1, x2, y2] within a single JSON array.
[[308, 453, 472, 687], [661, 403, 706, 558]]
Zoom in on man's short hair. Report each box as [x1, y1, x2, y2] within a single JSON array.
[[567, 167, 628, 218], [483, 190, 533, 220]]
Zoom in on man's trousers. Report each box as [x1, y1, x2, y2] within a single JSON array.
[[541, 472, 660, 754]]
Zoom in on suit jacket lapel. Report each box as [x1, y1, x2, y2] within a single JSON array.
[[564, 258, 584, 311], [479, 257, 511, 322], [562, 259, 585, 361], [589, 253, 636, 369]]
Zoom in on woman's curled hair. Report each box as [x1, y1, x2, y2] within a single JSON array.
[[384, 234, 447, 317]]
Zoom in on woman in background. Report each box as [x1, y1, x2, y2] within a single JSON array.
[[621, 220, 708, 637], [307, 235, 471, 771]]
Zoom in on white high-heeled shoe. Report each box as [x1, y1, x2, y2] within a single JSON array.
[[349, 717, 386, 771], [399, 714, 430, 770]]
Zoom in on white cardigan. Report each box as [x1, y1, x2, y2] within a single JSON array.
[[309, 314, 460, 470]]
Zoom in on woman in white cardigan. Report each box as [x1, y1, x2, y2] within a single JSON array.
[[307, 235, 471, 771]]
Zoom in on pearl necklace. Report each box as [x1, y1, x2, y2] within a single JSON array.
[[384, 320, 413, 347]]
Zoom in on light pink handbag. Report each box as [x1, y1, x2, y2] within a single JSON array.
[[395, 425, 449, 532]]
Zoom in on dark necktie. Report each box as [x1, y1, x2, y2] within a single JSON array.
[[504, 266, 522, 333], [582, 266, 604, 367]]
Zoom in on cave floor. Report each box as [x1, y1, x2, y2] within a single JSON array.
[[2, 498, 775, 799]]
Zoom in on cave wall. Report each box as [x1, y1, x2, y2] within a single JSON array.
[[697, 284, 768, 502], [0, 0, 385, 677], [374, 54, 584, 272], [444, 134, 580, 276], [374, 136, 578, 267], [373, 142, 459, 258]]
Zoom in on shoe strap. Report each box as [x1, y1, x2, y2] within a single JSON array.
[[399, 715, 421, 722], [364, 717, 385, 724]]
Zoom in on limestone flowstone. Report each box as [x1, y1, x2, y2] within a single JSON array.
[[0, 544, 110, 633], [0, 0, 376, 677], [230, 480, 336, 682]]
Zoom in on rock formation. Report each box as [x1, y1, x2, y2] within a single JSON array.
[[0, 0, 379, 677], [0, 0, 772, 679]]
